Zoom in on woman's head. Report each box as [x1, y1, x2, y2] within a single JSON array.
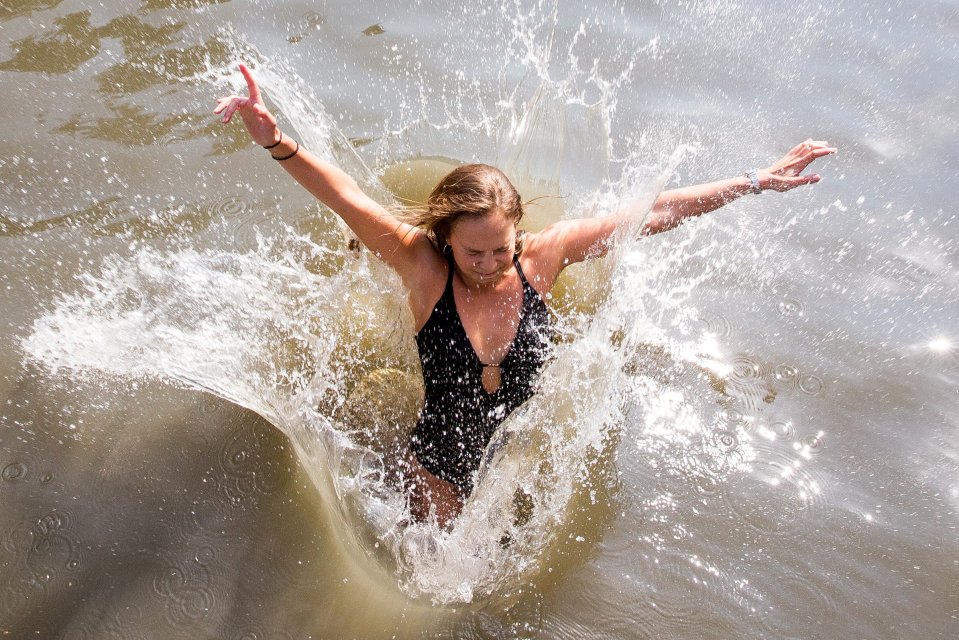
[[413, 163, 525, 250]]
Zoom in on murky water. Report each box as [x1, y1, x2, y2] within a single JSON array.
[[2, 0, 957, 637]]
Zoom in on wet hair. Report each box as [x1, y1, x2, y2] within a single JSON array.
[[402, 163, 526, 253]]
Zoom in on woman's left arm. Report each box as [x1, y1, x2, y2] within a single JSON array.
[[642, 139, 837, 235], [528, 139, 836, 281]]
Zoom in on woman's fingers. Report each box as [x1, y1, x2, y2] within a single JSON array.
[[766, 173, 817, 192], [212, 96, 236, 115], [239, 63, 261, 104], [763, 140, 834, 191], [811, 147, 837, 159], [212, 96, 250, 123]]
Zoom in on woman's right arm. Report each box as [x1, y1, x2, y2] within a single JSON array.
[[214, 64, 430, 274]]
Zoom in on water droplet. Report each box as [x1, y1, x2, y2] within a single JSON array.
[[2, 462, 26, 481], [716, 430, 738, 449], [798, 375, 824, 396], [802, 434, 825, 453], [769, 420, 794, 439], [722, 407, 745, 424], [194, 547, 215, 565], [778, 298, 806, 317], [773, 364, 799, 382]]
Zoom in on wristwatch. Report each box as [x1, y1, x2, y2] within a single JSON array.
[[744, 169, 762, 194]]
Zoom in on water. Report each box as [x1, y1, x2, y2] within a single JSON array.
[[2, 0, 957, 637]]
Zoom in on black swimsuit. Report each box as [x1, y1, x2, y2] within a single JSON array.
[[410, 255, 553, 494]]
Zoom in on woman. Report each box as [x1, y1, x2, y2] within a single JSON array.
[[215, 64, 836, 527]]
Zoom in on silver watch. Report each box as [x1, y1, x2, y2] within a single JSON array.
[[745, 169, 762, 194]]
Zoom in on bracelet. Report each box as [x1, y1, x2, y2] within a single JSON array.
[[272, 139, 299, 161], [744, 169, 762, 194], [262, 132, 283, 150]]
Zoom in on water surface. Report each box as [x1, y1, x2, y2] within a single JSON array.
[[1, 0, 957, 637]]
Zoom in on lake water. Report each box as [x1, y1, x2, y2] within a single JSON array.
[[1, 0, 957, 637]]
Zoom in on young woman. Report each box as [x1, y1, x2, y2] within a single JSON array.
[[215, 64, 836, 527]]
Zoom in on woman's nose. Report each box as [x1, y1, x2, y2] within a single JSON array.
[[475, 254, 495, 271]]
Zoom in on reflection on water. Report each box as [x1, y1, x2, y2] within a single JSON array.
[[2, 0, 958, 637]]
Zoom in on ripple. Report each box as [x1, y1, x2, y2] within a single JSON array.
[[777, 298, 806, 317], [634, 549, 733, 634], [704, 429, 748, 477], [198, 396, 223, 416], [719, 406, 747, 427], [723, 356, 775, 414], [699, 310, 733, 338], [287, 12, 325, 43], [156, 130, 187, 146], [713, 429, 739, 450], [772, 364, 800, 384], [194, 546, 215, 566], [476, 590, 545, 638], [116, 603, 143, 626], [767, 419, 795, 440], [729, 355, 766, 385], [1, 449, 40, 483], [36, 509, 72, 536], [210, 194, 248, 218], [656, 450, 724, 500], [153, 563, 217, 626], [218, 421, 287, 503], [1, 509, 82, 617], [798, 375, 824, 396], [2, 461, 28, 482], [749, 571, 840, 639], [721, 446, 827, 537], [799, 433, 826, 455], [216, 196, 268, 249], [2, 576, 36, 619], [305, 12, 325, 29]]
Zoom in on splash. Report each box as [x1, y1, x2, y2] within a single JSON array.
[[18, 2, 821, 608]]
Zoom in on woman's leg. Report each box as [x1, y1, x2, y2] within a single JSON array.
[[404, 455, 464, 529]]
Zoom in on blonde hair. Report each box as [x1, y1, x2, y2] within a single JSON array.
[[401, 163, 526, 253]]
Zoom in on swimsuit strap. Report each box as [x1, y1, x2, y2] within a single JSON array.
[[445, 252, 455, 289], [513, 255, 530, 288]]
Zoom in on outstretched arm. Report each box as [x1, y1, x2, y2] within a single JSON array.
[[642, 139, 837, 235], [527, 140, 836, 282], [213, 65, 429, 273]]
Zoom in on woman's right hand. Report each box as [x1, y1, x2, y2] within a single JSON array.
[[213, 64, 280, 147]]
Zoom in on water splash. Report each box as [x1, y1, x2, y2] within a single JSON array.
[[19, 5, 826, 609]]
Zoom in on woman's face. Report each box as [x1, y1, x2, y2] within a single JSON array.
[[447, 211, 516, 288]]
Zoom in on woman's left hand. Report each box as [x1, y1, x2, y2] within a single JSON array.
[[760, 140, 837, 192]]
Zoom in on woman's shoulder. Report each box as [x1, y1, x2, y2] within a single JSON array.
[[516, 230, 560, 296], [404, 235, 450, 330]]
